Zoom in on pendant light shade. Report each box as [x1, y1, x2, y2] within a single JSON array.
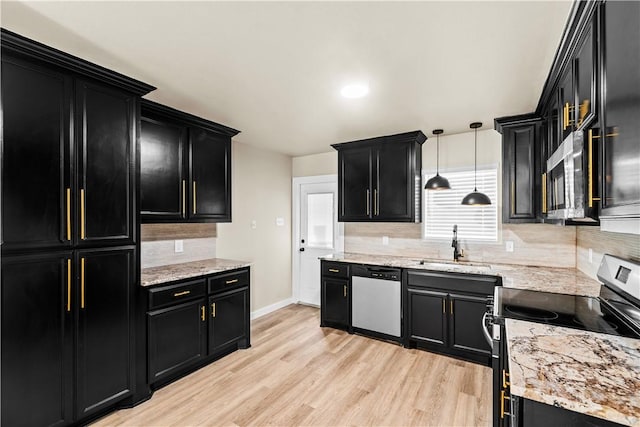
[[425, 129, 451, 190], [461, 122, 492, 206]]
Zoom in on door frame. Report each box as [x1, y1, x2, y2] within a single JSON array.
[[292, 175, 343, 304]]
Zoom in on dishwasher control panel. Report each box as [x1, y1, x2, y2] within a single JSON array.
[[351, 265, 401, 281]]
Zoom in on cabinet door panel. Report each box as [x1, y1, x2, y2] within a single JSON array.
[[321, 278, 349, 327], [503, 125, 536, 222], [559, 66, 575, 140], [376, 143, 412, 220], [148, 299, 207, 384], [575, 17, 596, 129], [1, 253, 73, 427], [407, 288, 447, 347], [1, 57, 72, 252], [338, 148, 371, 220], [189, 128, 231, 221], [602, 1, 640, 211], [77, 81, 135, 244], [209, 288, 248, 354], [76, 247, 133, 418], [449, 293, 491, 356], [140, 118, 187, 220]]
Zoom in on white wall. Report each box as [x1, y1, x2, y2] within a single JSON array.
[[216, 142, 293, 313], [292, 151, 337, 177]]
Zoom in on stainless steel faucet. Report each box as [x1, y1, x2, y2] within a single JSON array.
[[452, 224, 464, 262]]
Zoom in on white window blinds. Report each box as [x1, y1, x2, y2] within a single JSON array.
[[424, 168, 498, 241]]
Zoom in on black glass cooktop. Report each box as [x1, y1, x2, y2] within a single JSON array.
[[494, 287, 640, 339]]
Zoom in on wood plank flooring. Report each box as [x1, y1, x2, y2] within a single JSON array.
[[93, 304, 491, 426]]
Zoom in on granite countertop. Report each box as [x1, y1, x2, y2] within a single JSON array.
[[321, 252, 602, 297], [506, 319, 640, 426], [141, 258, 251, 287]]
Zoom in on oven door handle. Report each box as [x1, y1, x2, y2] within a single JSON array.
[[482, 312, 493, 347]]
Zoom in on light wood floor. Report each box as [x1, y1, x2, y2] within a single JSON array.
[[93, 304, 491, 426]]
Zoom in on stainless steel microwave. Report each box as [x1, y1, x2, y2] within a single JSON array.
[[546, 131, 598, 222]]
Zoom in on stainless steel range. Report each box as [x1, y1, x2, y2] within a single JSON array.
[[484, 254, 640, 427]]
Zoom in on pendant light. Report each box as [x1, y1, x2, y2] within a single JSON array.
[[461, 122, 492, 206], [425, 129, 451, 190]]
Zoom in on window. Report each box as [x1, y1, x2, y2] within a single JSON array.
[[423, 167, 498, 242], [306, 192, 334, 248]]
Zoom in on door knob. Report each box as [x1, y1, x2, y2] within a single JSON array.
[[299, 248, 305, 252]]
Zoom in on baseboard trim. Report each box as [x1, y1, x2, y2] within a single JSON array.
[[251, 297, 295, 320]]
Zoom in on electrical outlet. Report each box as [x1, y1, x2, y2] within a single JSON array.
[[174, 240, 184, 253], [589, 248, 593, 263], [251, 220, 257, 229], [505, 241, 514, 253], [276, 217, 284, 226], [382, 236, 389, 246]]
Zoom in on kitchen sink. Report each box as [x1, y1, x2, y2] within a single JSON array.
[[411, 259, 492, 271]]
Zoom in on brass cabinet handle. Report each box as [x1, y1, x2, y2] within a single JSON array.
[[225, 279, 239, 285], [343, 285, 347, 298], [450, 300, 454, 315], [563, 103, 568, 130], [81, 257, 85, 309], [502, 370, 510, 388], [500, 390, 512, 418], [80, 189, 86, 240], [541, 173, 547, 214], [67, 259, 72, 312], [211, 303, 216, 318], [511, 181, 515, 216], [193, 181, 197, 214], [182, 180, 186, 217], [173, 290, 191, 297], [201, 306, 205, 321], [328, 269, 340, 273], [366, 189, 370, 215], [587, 129, 601, 208], [374, 189, 378, 216], [442, 299, 445, 314], [66, 188, 71, 241]]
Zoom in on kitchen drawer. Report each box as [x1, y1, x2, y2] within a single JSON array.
[[321, 261, 349, 278], [406, 270, 498, 295], [148, 279, 206, 310], [208, 268, 249, 293]]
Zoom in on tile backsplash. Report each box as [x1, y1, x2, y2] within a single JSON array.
[[344, 222, 577, 268], [141, 223, 217, 268]]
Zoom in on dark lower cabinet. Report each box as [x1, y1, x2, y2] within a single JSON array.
[[146, 268, 250, 388], [76, 248, 135, 419], [321, 277, 350, 329], [1, 253, 73, 427], [1, 247, 135, 426], [407, 288, 447, 347], [209, 287, 249, 354], [405, 270, 498, 365], [512, 396, 623, 427], [148, 299, 207, 384]]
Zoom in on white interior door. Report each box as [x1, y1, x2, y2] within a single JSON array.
[[294, 177, 341, 307]]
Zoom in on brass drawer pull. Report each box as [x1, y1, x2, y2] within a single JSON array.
[[66, 188, 71, 241], [328, 269, 340, 273], [500, 390, 511, 418], [80, 189, 86, 240], [212, 303, 216, 318], [343, 285, 347, 298], [503, 370, 510, 388], [67, 259, 72, 312], [81, 257, 85, 309], [193, 181, 197, 214], [173, 290, 191, 297], [201, 306, 205, 321], [226, 279, 239, 285]]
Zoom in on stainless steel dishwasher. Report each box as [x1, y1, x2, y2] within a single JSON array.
[[351, 265, 402, 339]]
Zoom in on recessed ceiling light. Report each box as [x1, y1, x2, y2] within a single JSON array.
[[341, 83, 369, 99]]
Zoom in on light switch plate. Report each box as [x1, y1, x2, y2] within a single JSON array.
[[276, 217, 285, 226], [505, 240, 514, 252], [251, 220, 257, 229], [174, 240, 184, 253], [382, 236, 389, 246]]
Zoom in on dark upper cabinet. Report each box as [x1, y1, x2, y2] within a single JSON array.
[[209, 287, 249, 354], [1, 56, 73, 252], [140, 117, 188, 220], [140, 100, 238, 223], [333, 131, 425, 222], [1, 30, 153, 254], [190, 128, 232, 221], [600, 0, 640, 219], [75, 247, 134, 419], [558, 64, 575, 141], [574, 15, 597, 130], [1, 253, 73, 427], [76, 81, 136, 246], [495, 115, 541, 223]]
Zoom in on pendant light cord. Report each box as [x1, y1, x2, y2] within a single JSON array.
[[474, 127, 478, 191], [436, 133, 440, 174]]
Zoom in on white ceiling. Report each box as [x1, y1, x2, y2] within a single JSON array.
[[1, 1, 572, 157]]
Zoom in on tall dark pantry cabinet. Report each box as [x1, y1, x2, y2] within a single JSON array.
[[1, 30, 155, 426]]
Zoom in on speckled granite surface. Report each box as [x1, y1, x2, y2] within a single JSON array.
[[321, 252, 602, 297], [506, 319, 640, 426], [141, 258, 251, 287]]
